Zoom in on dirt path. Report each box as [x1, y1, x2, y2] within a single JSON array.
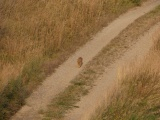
[[65, 22, 160, 120], [11, 0, 160, 120]]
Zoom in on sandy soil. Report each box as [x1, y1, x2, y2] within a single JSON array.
[[64, 22, 160, 120], [11, 0, 160, 120]]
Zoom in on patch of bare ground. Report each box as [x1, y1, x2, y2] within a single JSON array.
[[41, 4, 160, 120]]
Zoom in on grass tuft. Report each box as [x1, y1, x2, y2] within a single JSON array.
[[131, 0, 142, 6]]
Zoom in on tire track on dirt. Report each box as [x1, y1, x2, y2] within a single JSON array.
[[65, 22, 160, 120]]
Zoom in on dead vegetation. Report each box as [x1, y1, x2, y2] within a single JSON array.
[[42, 5, 160, 120], [90, 17, 160, 120], [0, 0, 147, 119]]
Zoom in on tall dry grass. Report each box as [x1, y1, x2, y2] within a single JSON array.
[[91, 28, 160, 120], [0, 0, 145, 119], [0, 0, 143, 89]]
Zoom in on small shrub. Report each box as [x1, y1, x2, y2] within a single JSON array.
[[130, 0, 141, 6], [0, 77, 26, 120]]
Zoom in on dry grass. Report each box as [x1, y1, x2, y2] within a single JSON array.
[[42, 5, 160, 120], [0, 0, 145, 89], [0, 0, 146, 119], [0, 63, 24, 92], [90, 25, 160, 120]]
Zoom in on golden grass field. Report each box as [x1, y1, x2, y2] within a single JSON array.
[[0, 0, 143, 90], [42, 5, 160, 120], [0, 0, 146, 119]]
